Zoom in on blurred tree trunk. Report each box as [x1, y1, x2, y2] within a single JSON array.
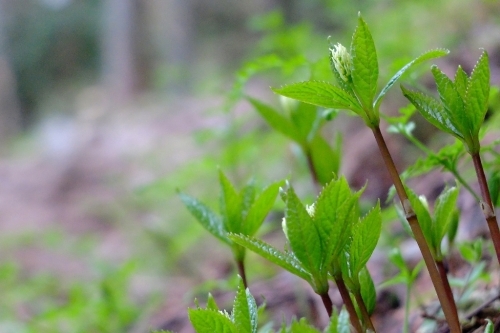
[[148, 0, 194, 92], [0, 0, 21, 142], [102, 0, 141, 103]]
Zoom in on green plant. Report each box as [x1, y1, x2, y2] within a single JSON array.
[[178, 12, 500, 333], [231, 176, 381, 332], [272, 13, 460, 332], [179, 170, 282, 287], [249, 97, 341, 190], [401, 50, 500, 266], [188, 276, 352, 333]]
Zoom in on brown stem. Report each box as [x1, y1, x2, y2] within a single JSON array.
[[471, 153, 500, 266], [436, 259, 458, 319], [371, 126, 461, 333], [334, 275, 363, 333], [319, 292, 333, 317], [236, 259, 248, 288], [354, 291, 376, 332]]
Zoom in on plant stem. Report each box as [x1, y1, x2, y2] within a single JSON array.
[[471, 152, 500, 266], [319, 291, 333, 317], [334, 275, 363, 333], [236, 259, 248, 288], [436, 259, 458, 320], [371, 126, 461, 333], [354, 291, 376, 332]]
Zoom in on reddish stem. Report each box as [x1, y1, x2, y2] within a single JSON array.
[[471, 153, 500, 266]]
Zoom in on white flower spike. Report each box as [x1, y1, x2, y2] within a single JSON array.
[[330, 43, 352, 82]]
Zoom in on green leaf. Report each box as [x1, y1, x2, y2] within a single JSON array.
[[272, 81, 363, 114], [244, 181, 282, 236], [179, 192, 230, 245], [431, 65, 466, 134], [290, 318, 321, 333], [349, 202, 381, 276], [485, 319, 494, 333], [229, 234, 311, 281], [401, 86, 462, 139], [309, 134, 341, 185], [433, 187, 459, 258], [240, 182, 256, 221], [465, 50, 490, 138], [406, 188, 434, 256], [206, 293, 219, 311], [454, 65, 468, 101], [284, 187, 324, 287], [315, 177, 358, 265], [233, 278, 257, 333], [290, 102, 321, 144], [248, 97, 301, 143], [324, 307, 339, 333], [350, 15, 378, 110], [337, 308, 351, 333], [219, 170, 243, 233], [375, 48, 449, 109], [359, 267, 376, 315], [189, 309, 238, 333]]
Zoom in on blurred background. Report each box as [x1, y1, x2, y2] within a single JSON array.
[[0, 0, 500, 332]]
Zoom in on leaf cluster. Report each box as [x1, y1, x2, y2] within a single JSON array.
[[179, 170, 282, 261], [231, 176, 381, 312], [272, 15, 448, 129], [402, 51, 490, 154], [399, 187, 460, 260]]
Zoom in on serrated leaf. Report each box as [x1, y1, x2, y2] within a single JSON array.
[[219, 170, 243, 233], [359, 267, 376, 315], [401, 86, 462, 139], [272, 81, 363, 114], [375, 49, 449, 109], [309, 134, 341, 185], [454, 66, 468, 101], [433, 187, 459, 258], [244, 181, 282, 236], [233, 278, 256, 333], [431, 66, 466, 134], [349, 202, 381, 276], [248, 97, 301, 143], [285, 187, 324, 286], [189, 308, 238, 333], [465, 50, 490, 138], [229, 234, 311, 281], [315, 177, 358, 265], [240, 182, 256, 222], [179, 192, 230, 245], [206, 293, 219, 311], [350, 16, 378, 110], [290, 319, 321, 333]]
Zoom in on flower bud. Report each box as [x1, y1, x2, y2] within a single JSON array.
[[330, 43, 352, 82]]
